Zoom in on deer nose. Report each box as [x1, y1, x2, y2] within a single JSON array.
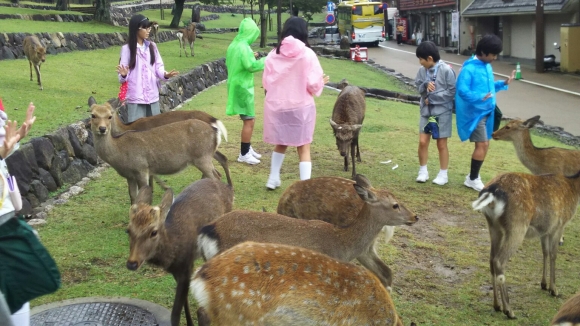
[[126, 261, 138, 270], [340, 151, 347, 157], [98, 126, 107, 134]]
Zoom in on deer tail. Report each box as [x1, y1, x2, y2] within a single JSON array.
[[472, 190, 505, 219], [212, 119, 228, 143]]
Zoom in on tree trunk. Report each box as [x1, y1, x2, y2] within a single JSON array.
[[94, 0, 110, 23], [241, 0, 246, 18], [55, 0, 68, 11], [10, 0, 18, 4], [277, 0, 281, 43], [192, 4, 201, 23], [250, 1, 254, 21], [170, 0, 185, 28], [259, 0, 266, 47], [268, 3, 271, 31]]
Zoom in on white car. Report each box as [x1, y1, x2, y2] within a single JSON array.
[[323, 26, 340, 43]]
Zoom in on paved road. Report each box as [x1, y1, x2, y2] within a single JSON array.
[[367, 41, 580, 136]]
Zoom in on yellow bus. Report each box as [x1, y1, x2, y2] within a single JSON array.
[[337, 0, 385, 47]]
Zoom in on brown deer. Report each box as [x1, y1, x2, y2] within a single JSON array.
[[277, 176, 400, 290], [149, 21, 160, 42], [126, 179, 234, 326], [89, 102, 231, 204], [472, 171, 580, 319], [177, 23, 201, 57], [493, 115, 580, 246], [551, 291, 580, 326], [191, 241, 405, 326], [23, 35, 46, 90], [329, 84, 366, 179], [88, 96, 228, 142], [198, 174, 418, 286]]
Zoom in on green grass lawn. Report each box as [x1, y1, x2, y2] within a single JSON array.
[[3, 7, 579, 326], [0, 19, 127, 33], [0, 5, 90, 15]]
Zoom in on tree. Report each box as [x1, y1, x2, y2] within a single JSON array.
[[248, 0, 256, 20], [94, 0, 110, 22], [55, 0, 68, 11], [291, 0, 325, 21], [259, 0, 267, 47], [169, 0, 186, 28], [199, 0, 220, 4]]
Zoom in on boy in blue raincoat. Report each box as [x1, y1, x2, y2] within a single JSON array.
[[226, 18, 266, 165], [456, 34, 515, 191]]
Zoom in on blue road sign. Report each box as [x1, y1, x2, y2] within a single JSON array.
[[326, 14, 335, 25]]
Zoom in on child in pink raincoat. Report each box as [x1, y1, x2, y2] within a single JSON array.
[[262, 17, 329, 190]]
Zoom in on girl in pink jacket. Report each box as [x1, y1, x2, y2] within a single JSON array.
[[262, 17, 329, 189], [116, 15, 178, 123]]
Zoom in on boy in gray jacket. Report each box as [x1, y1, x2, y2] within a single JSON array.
[[414, 41, 456, 185]]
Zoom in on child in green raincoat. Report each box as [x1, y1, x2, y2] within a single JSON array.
[[226, 18, 266, 165]]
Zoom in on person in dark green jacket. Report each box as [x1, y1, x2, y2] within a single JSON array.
[[226, 18, 266, 165]]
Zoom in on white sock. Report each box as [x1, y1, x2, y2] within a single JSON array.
[[299, 161, 312, 180], [419, 165, 428, 173], [269, 151, 285, 180], [438, 169, 448, 176]]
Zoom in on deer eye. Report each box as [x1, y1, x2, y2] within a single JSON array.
[[151, 230, 158, 237], [91, 114, 96, 118], [505, 126, 510, 129], [108, 116, 112, 120], [393, 204, 399, 209]]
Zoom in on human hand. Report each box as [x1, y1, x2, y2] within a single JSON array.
[[164, 69, 179, 79], [254, 52, 259, 58], [483, 93, 493, 101], [424, 98, 429, 105], [427, 81, 435, 92], [323, 74, 330, 84], [17, 102, 36, 140], [116, 65, 129, 78], [505, 70, 516, 85], [0, 120, 21, 159]]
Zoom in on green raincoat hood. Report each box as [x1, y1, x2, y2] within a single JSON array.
[[235, 18, 260, 45]]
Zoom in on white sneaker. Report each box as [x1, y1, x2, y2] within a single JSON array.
[[416, 170, 429, 183], [249, 146, 262, 159], [432, 173, 448, 185], [266, 177, 281, 190], [464, 175, 484, 191], [238, 152, 261, 165]]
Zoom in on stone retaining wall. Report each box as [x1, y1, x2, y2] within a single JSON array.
[[8, 58, 228, 219], [0, 13, 92, 22]]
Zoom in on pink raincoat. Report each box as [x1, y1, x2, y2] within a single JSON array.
[[262, 36, 325, 146]]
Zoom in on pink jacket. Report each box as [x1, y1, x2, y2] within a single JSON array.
[[262, 36, 324, 146], [118, 40, 166, 104]]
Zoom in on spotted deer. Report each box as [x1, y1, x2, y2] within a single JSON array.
[[177, 23, 201, 57], [551, 291, 580, 326], [198, 174, 418, 288], [89, 102, 231, 204], [472, 171, 580, 319], [191, 241, 406, 326], [126, 179, 234, 326], [277, 176, 402, 290]]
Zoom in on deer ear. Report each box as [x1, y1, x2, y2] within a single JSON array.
[[88, 96, 97, 107], [159, 188, 174, 221], [136, 186, 153, 205], [354, 174, 372, 189], [522, 115, 541, 128], [354, 184, 377, 202], [329, 119, 338, 128]]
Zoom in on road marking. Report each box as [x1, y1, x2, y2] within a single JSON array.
[[378, 44, 580, 97]]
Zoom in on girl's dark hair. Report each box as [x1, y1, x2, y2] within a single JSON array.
[[276, 17, 310, 54], [127, 14, 155, 70], [476, 34, 503, 56], [415, 41, 440, 62]]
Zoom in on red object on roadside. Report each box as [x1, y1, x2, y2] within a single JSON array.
[[354, 45, 362, 62]]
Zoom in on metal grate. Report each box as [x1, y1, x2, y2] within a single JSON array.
[[31, 302, 160, 326]]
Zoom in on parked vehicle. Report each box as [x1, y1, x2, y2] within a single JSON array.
[[544, 42, 561, 71], [324, 25, 340, 43], [337, 0, 385, 47]]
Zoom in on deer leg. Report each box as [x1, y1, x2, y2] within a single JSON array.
[[488, 225, 501, 312], [350, 141, 357, 180], [356, 242, 392, 291], [559, 235, 564, 246], [171, 273, 193, 326], [355, 136, 362, 162], [195, 156, 218, 180], [214, 151, 233, 187], [197, 307, 211, 326], [29, 61, 33, 81], [492, 227, 525, 319], [35, 64, 42, 90], [343, 154, 348, 172], [549, 231, 562, 296], [190, 41, 194, 57], [127, 179, 139, 205], [540, 235, 550, 291], [148, 175, 155, 194]]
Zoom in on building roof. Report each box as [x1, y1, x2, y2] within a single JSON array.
[[462, 0, 575, 16]]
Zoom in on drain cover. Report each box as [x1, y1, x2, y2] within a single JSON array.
[[31, 298, 170, 326]]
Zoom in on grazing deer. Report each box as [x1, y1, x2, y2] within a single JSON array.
[[177, 23, 202, 57], [472, 171, 580, 319], [198, 174, 418, 287], [149, 21, 160, 42], [551, 291, 580, 326], [23, 35, 46, 90], [493, 115, 580, 246], [89, 102, 231, 204], [126, 179, 234, 326], [191, 241, 405, 326], [277, 176, 400, 290], [329, 84, 366, 179]]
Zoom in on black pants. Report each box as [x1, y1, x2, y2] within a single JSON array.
[[396, 33, 402, 44]]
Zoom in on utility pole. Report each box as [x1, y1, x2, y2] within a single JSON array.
[[277, 0, 282, 42], [289, 0, 293, 16], [535, 0, 545, 73]]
